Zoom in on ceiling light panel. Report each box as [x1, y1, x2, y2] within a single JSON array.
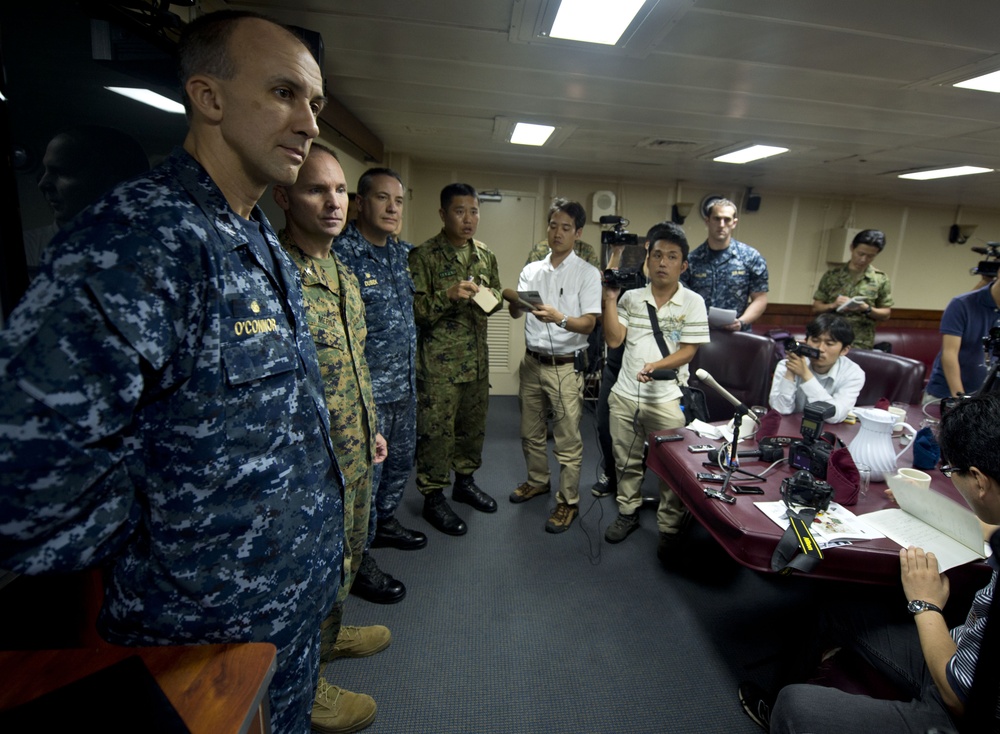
[[898, 166, 993, 180], [549, 0, 646, 45], [713, 145, 789, 164], [510, 122, 556, 146]]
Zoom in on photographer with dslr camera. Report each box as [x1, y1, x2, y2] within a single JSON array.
[[769, 313, 865, 424], [739, 392, 1000, 733]]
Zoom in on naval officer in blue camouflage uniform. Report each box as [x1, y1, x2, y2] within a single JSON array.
[[334, 167, 424, 604], [681, 198, 769, 332], [0, 12, 342, 733]]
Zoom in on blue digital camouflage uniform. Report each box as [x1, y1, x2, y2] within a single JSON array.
[[332, 221, 417, 545], [279, 231, 377, 665], [409, 230, 502, 493], [0, 148, 345, 734], [681, 238, 769, 331]]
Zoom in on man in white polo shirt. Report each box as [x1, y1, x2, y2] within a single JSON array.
[[508, 198, 602, 533], [603, 221, 710, 560]]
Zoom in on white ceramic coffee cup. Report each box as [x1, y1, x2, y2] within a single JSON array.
[[887, 405, 907, 434], [893, 467, 931, 488]]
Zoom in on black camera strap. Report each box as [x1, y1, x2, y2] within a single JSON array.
[[646, 302, 671, 359], [644, 303, 709, 423], [770, 508, 824, 574]]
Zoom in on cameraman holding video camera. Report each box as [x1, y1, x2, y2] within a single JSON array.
[[769, 313, 865, 424]]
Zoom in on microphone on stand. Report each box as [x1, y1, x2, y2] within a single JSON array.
[[694, 368, 760, 424]]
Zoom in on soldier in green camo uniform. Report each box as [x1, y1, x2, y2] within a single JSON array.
[[811, 229, 894, 350], [525, 237, 600, 268], [274, 145, 388, 734], [409, 183, 503, 536]]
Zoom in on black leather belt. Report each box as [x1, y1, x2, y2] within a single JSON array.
[[526, 349, 575, 366]]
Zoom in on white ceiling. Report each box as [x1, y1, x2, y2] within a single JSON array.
[[224, 0, 1000, 210]]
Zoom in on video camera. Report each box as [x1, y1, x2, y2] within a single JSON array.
[[602, 267, 646, 290], [789, 401, 836, 479], [599, 215, 640, 246], [784, 339, 820, 360], [971, 242, 1000, 279]]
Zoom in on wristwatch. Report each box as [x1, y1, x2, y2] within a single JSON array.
[[907, 599, 943, 616], [558, 315, 569, 329], [864, 304, 874, 316]]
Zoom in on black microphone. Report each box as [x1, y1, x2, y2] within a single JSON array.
[[647, 368, 677, 380], [694, 368, 760, 424], [707, 445, 784, 464]]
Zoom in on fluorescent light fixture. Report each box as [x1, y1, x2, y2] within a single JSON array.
[[954, 70, 1000, 93], [713, 145, 789, 164], [510, 122, 555, 146], [105, 86, 185, 114], [898, 166, 993, 181], [549, 0, 646, 45]]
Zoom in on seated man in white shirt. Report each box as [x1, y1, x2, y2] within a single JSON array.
[[769, 313, 865, 423]]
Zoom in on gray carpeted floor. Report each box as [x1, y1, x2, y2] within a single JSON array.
[[325, 396, 829, 733]]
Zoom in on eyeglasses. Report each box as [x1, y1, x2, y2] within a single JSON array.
[[939, 464, 965, 478]]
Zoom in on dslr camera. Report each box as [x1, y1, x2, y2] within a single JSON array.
[[781, 470, 833, 512], [789, 401, 836, 479], [784, 338, 821, 360], [599, 215, 639, 246]]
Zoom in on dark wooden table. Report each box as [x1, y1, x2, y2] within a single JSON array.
[[646, 405, 967, 584], [0, 642, 276, 733]]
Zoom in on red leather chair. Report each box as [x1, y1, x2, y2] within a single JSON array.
[[843, 348, 926, 405], [688, 331, 779, 422]]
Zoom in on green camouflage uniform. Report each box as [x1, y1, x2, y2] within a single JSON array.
[[525, 239, 600, 269], [409, 230, 502, 493], [813, 263, 894, 350], [280, 231, 377, 664]]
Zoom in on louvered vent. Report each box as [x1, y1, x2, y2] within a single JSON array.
[[487, 309, 511, 371]]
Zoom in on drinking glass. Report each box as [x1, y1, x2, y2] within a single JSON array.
[[856, 462, 872, 501]]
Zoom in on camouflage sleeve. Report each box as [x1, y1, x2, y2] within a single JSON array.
[[876, 273, 894, 308], [525, 241, 547, 266], [580, 241, 601, 269], [485, 250, 503, 315], [747, 247, 769, 293], [0, 231, 198, 573], [813, 268, 837, 303], [409, 246, 455, 328]]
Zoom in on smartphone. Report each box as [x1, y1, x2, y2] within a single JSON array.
[[731, 485, 765, 495], [516, 290, 543, 310], [688, 444, 716, 453], [696, 472, 726, 483]]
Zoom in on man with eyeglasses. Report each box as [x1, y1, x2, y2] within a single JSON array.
[[601, 222, 709, 559], [739, 392, 1000, 733]]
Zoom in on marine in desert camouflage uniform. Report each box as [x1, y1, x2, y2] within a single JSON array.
[[275, 143, 391, 733]]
